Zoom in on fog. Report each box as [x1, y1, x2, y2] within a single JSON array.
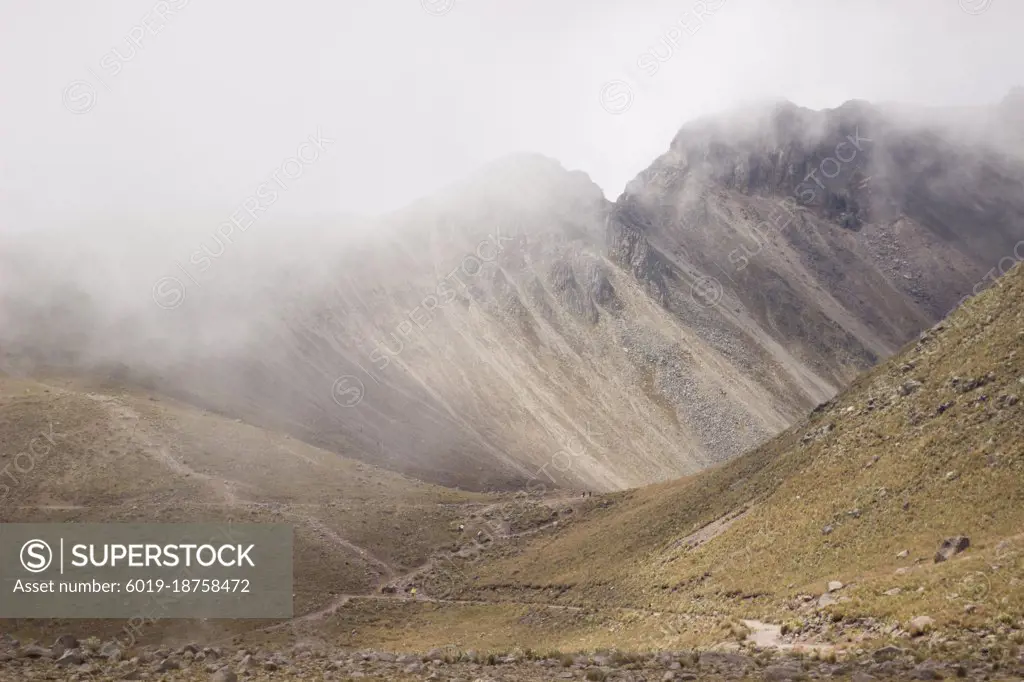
[[2, 0, 1024, 497], [1, 0, 1021, 234], [1, 0, 1022, 379]]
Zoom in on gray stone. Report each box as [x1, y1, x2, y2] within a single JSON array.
[[872, 645, 904, 661], [52, 634, 79, 658], [763, 663, 807, 680], [911, 663, 943, 679], [817, 592, 839, 608], [909, 615, 935, 636]]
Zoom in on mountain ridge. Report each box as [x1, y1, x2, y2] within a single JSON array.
[[2, 93, 1023, 493]]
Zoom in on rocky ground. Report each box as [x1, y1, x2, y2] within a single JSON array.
[[6, 633, 1024, 681]]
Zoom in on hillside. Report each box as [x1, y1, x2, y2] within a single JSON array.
[[338, 260, 1023, 667], [0, 375, 548, 645], [3, 96, 1024, 498], [5, 255, 1018, 681]]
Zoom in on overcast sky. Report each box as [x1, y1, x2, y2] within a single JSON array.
[[1, 0, 1021, 231]]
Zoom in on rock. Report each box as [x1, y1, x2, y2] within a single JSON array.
[[910, 663, 943, 679], [100, 642, 123, 661], [822, 525, 834, 535], [818, 592, 839, 608], [872, 645, 904, 661], [157, 656, 181, 671], [852, 672, 877, 682], [210, 668, 238, 682], [884, 588, 902, 596], [909, 616, 935, 636], [827, 580, 844, 592], [19, 645, 52, 659], [52, 634, 79, 657], [934, 536, 970, 562], [763, 663, 807, 680], [898, 380, 921, 396], [897, 550, 909, 559], [945, 470, 959, 481]]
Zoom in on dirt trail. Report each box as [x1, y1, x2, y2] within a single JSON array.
[[284, 511, 396, 581], [84, 393, 242, 505], [261, 493, 700, 643], [742, 620, 835, 654]]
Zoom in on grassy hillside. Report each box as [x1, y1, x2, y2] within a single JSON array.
[[0, 376, 498, 645]]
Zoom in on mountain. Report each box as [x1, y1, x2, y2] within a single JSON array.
[[6, 246, 1020, 682], [2, 94, 1023, 494], [310, 259, 1024, 669]]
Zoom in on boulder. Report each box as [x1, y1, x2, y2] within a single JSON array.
[[934, 536, 970, 562], [817, 592, 839, 608], [52, 634, 79, 658], [909, 615, 934, 636]]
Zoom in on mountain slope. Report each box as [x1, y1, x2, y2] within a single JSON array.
[[0, 375, 500, 643], [387, 260, 1024, 655], [2, 96, 1024, 494], [3, 263, 1022, 678]]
